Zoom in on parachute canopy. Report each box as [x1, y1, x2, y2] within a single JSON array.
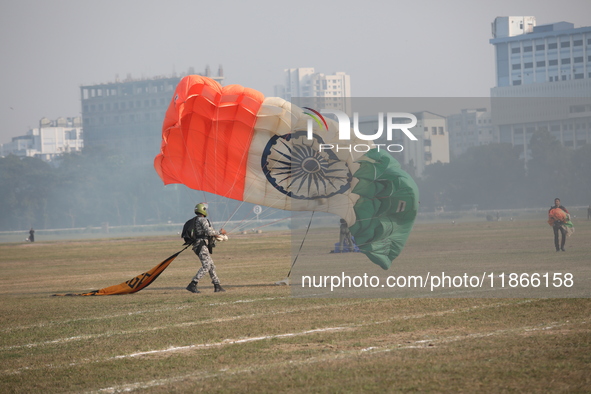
[[548, 207, 568, 225], [548, 208, 573, 234], [154, 75, 419, 269]]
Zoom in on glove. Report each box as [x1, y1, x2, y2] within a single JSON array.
[[220, 228, 227, 235], [215, 234, 229, 242]]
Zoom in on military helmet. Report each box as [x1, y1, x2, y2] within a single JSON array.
[[195, 203, 207, 217]]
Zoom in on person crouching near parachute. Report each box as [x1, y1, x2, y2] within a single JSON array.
[[182, 203, 228, 293], [548, 198, 573, 252]]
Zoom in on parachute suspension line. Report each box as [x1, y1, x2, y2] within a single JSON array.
[[235, 209, 304, 234], [183, 185, 207, 214], [227, 206, 258, 234], [249, 213, 304, 231], [286, 211, 315, 279], [222, 199, 247, 229]]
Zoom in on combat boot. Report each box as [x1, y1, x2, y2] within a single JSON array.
[[214, 283, 226, 292], [186, 281, 200, 293]]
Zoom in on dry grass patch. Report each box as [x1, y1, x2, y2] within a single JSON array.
[[0, 221, 590, 392]]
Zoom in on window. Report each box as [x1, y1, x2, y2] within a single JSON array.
[[548, 43, 558, 49], [573, 39, 583, 46], [511, 47, 520, 54], [536, 44, 545, 51], [560, 41, 570, 48], [524, 62, 533, 69], [438, 127, 444, 135], [513, 80, 522, 85], [512, 64, 521, 70], [549, 59, 558, 66], [432, 127, 437, 135], [561, 58, 571, 65], [523, 46, 533, 52], [536, 60, 546, 67], [574, 56, 584, 63], [570, 105, 587, 113], [574, 73, 584, 80]]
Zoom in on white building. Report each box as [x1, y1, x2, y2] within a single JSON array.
[[489, 16, 591, 158], [414, 111, 450, 176], [0, 117, 83, 161], [276, 68, 352, 113], [447, 108, 496, 158]]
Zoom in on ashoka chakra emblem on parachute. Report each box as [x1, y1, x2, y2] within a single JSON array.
[[261, 130, 352, 200]]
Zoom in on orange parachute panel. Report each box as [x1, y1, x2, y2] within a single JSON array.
[[548, 208, 567, 226], [154, 75, 265, 200]]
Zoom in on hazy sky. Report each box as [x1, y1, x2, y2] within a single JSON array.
[[1, 0, 590, 144]]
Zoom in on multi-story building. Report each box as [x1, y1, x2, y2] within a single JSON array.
[[276, 68, 352, 114], [0, 117, 83, 161], [80, 67, 224, 165], [491, 17, 591, 91], [489, 17, 591, 159], [447, 108, 496, 158], [412, 111, 450, 177]]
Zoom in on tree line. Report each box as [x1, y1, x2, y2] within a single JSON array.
[[417, 130, 591, 211], [0, 147, 199, 231], [1, 130, 590, 231]]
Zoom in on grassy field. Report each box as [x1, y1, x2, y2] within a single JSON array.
[[1, 219, 590, 392]]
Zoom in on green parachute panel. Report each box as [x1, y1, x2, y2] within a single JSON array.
[[350, 149, 419, 270]]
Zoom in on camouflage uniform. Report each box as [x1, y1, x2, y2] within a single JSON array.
[[339, 219, 354, 252], [182, 215, 221, 286]]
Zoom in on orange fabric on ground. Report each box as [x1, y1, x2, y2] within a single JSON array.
[[54, 250, 182, 296]]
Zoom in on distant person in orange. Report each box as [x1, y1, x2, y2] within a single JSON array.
[[548, 198, 569, 252]]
